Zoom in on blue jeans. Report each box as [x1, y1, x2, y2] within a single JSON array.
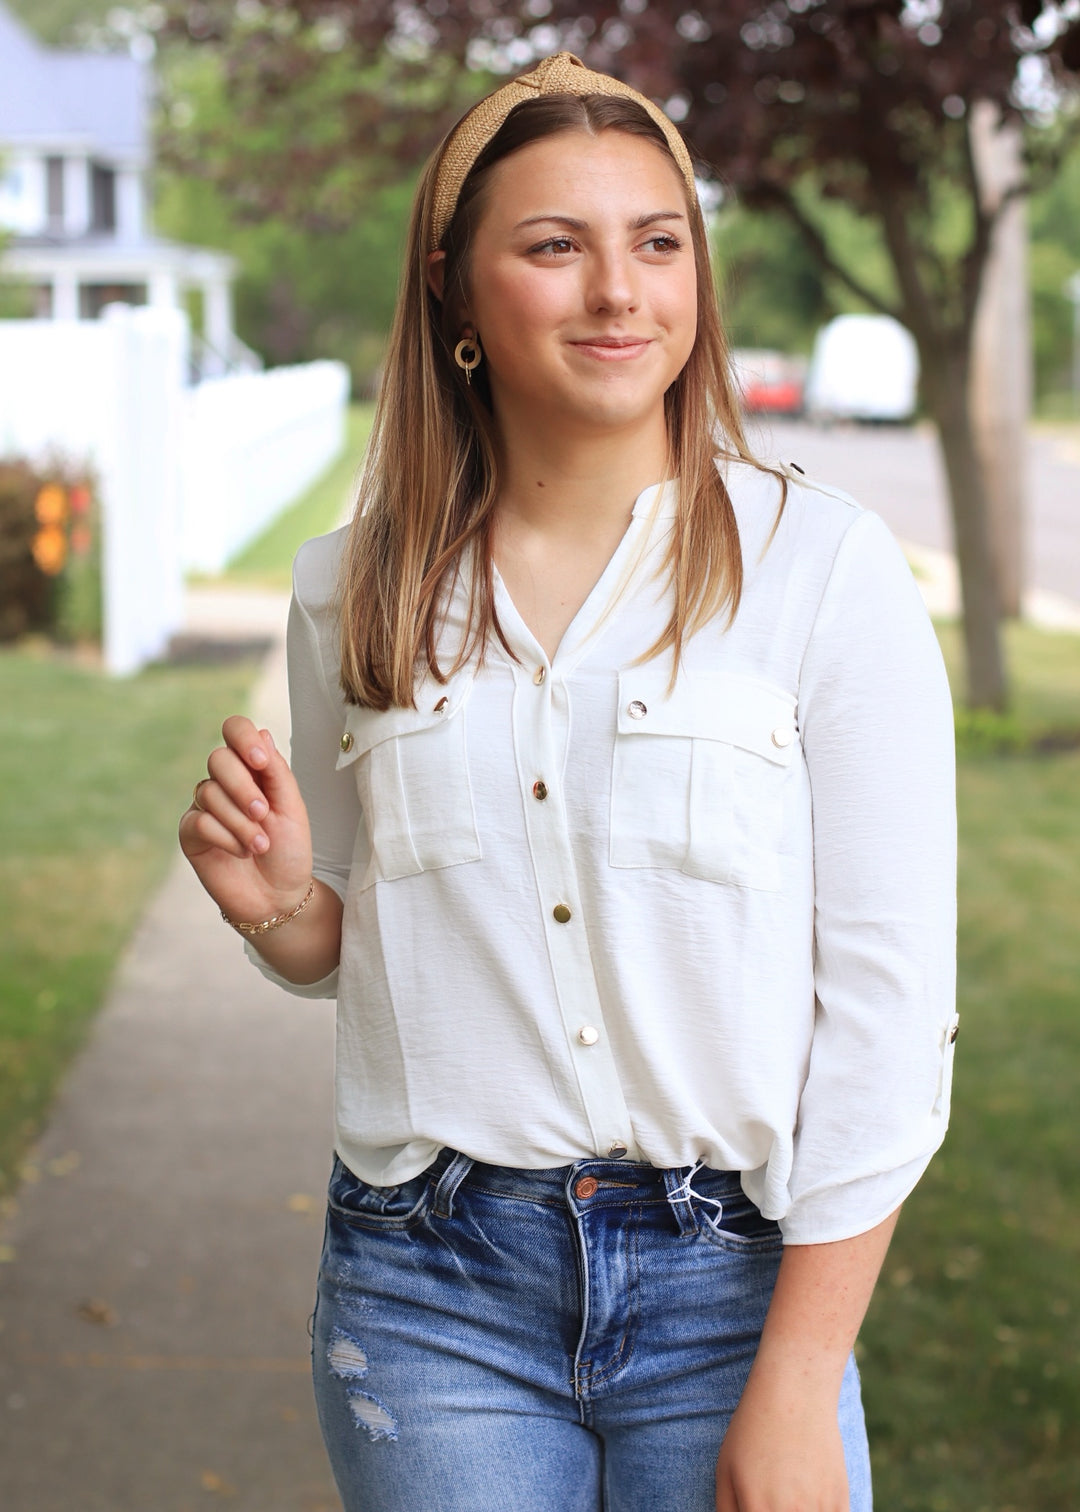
[[312, 1150, 872, 1511]]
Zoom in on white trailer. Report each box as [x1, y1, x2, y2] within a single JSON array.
[[804, 314, 919, 423]]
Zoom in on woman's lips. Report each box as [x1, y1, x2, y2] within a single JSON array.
[[569, 337, 653, 361]]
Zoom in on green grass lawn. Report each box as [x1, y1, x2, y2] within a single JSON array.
[[861, 622, 1080, 1511], [0, 646, 259, 1200], [214, 402, 374, 589]]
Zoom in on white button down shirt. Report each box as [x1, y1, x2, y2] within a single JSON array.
[[250, 460, 957, 1244]]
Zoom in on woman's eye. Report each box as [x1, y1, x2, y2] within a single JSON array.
[[641, 234, 683, 254], [530, 236, 578, 256]]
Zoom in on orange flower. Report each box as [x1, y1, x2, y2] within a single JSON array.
[[34, 484, 68, 526], [32, 525, 68, 575], [69, 484, 92, 515]]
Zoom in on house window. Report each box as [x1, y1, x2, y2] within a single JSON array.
[[46, 157, 65, 231], [90, 164, 116, 233], [0, 164, 29, 234]]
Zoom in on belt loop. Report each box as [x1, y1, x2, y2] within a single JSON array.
[[432, 1150, 474, 1219], [663, 1166, 700, 1236]]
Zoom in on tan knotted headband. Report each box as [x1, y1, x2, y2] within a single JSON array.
[[428, 52, 697, 252]]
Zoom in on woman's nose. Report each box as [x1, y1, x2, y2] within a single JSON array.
[[585, 250, 639, 315]]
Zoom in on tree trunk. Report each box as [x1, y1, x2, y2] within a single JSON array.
[[969, 103, 1030, 619], [921, 347, 1009, 709]]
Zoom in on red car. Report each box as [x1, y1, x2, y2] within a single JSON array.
[[731, 348, 807, 416]]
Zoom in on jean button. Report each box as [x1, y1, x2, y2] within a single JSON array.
[[574, 1176, 599, 1199]]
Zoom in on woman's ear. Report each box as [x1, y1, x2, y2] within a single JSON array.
[[426, 251, 447, 302]]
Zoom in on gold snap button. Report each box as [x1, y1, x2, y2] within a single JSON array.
[[533, 666, 546, 686], [577, 1026, 599, 1046], [607, 1143, 629, 1160], [574, 1176, 599, 1199], [771, 726, 793, 748], [552, 903, 572, 924], [433, 696, 449, 713], [627, 700, 647, 720], [532, 780, 549, 801], [339, 731, 354, 753]]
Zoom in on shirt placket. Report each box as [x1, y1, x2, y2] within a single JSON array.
[[512, 654, 639, 1162]]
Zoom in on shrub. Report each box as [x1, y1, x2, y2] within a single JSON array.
[[0, 460, 102, 645]]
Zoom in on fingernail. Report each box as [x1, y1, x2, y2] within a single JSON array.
[[251, 833, 269, 854], [249, 798, 268, 820], [249, 746, 267, 766]]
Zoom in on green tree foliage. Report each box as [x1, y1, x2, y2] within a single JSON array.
[[1029, 133, 1080, 403], [713, 188, 902, 358], [151, 26, 480, 389], [713, 206, 829, 355], [155, 143, 414, 391], [1, 0, 114, 46]]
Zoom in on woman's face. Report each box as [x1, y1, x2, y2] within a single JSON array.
[[446, 129, 698, 439]]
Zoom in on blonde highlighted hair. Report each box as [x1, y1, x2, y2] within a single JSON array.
[[338, 92, 781, 709]]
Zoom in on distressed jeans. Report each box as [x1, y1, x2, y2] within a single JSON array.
[[312, 1149, 872, 1512]]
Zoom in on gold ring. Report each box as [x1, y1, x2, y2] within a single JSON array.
[[192, 779, 209, 811]]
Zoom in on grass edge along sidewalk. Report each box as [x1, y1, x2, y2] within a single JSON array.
[[0, 649, 261, 1203]]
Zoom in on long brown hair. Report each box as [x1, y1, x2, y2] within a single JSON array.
[[338, 93, 779, 709]]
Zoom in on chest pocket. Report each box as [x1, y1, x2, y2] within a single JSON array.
[[336, 672, 481, 891], [610, 667, 798, 892]]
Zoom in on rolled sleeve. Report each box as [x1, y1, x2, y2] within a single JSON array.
[[782, 510, 958, 1244]]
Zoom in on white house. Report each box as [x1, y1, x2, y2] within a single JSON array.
[[0, 3, 349, 675], [0, 2, 245, 375]]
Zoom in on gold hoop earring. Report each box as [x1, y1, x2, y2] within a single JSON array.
[[454, 333, 482, 385]]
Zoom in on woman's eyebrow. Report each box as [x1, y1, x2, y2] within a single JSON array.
[[513, 210, 687, 232]]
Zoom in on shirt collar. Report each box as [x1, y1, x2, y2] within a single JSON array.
[[632, 479, 678, 521]]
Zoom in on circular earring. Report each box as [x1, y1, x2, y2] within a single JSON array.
[[454, 332, 482, 384]]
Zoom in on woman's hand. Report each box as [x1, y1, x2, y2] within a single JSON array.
[[179, 714, 313, 926], [715, 1376, 849, 1512], [714, 1211, 900, 1512]]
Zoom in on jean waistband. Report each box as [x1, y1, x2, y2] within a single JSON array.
[[427, 1148, 742, 1234]]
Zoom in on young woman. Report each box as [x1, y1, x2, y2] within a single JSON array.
[[179, 53, 957, 1512]]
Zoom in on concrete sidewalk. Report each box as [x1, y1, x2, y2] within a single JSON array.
[[0, 587, 340, 1512]]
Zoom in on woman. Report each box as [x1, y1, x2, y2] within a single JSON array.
[[179, 53, 957, 1512]]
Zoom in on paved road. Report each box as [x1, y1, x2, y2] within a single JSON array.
[[747, 418, 1080, 605]]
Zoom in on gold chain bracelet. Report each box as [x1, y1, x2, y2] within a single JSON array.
[[222, 879, 315, 937]]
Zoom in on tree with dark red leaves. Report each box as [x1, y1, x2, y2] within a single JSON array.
[[164, 0, 1080, 707]]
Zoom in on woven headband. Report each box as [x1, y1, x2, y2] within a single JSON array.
[[429, 52, 697, 252]]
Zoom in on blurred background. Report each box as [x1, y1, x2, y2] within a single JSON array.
[[1, 4, 1079, 1509]]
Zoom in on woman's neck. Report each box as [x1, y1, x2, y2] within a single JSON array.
[[490, 406, 671, 662], [493, 405, 670, 541]]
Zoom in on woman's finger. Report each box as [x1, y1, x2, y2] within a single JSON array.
[[219, 720, 301, 817], [181, 804, 253, 860], [206, 745, 270, 820], [221, 714, 273, 772], [246, 728, 301, 811], [192, 778, 269, 855]]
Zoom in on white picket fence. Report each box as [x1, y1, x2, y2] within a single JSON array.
[[0, 306, 348, 673]]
